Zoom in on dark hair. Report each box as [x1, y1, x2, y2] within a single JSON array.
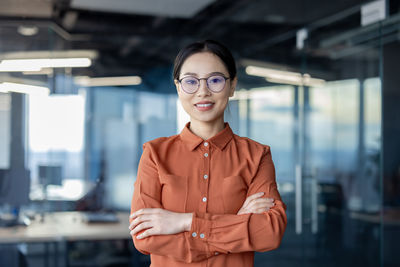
[[173, 40, 237, 80]]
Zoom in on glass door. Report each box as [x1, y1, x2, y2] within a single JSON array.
[[227, 5, 400, 267], [296, 8, 389, 267]]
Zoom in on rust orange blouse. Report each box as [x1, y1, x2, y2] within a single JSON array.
[[130, 122, 287, 266]]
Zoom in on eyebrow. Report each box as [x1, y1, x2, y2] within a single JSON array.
[[181, 71, 227, 77]]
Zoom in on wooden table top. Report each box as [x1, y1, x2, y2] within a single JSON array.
[[0, 211, 131, 244]]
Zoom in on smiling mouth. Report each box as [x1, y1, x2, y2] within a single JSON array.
[[195, 103, 213, 107], [194, 102, 214, 111]]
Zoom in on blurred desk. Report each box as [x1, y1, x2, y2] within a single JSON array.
[[0, 212, 131, 267], [0, 211, 130, 243]]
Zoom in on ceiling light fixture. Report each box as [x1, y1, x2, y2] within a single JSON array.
[[0, 65, 42, 72], [245, 65, 326, 87], [23, 68, 54, 75], [0, 50, 98, 60], [74, 76, 142, 87], [0, 82, 50, 96], [0, 58, 91, 72], [17, 25, 39, 36]]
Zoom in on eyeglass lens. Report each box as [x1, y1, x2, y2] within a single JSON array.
[[181, 75, 226, 93]]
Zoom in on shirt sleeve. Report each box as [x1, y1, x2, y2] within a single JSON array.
[[130, 143, 214, 263], [189, 146, 287, 254]]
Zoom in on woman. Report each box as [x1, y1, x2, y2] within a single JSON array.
[[129, 40, 287, 266]]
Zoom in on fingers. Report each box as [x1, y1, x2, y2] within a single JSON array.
[[239, 192, 265, 212], [253, 208, 270, 214], [129, 208, 161, 220], [238, 195, 275, 215], [248, 198, 275, 210], [251, 198, 275, 206], [130, 221, 152, 236], [244, 196, 274, 210], [136, 228, 156, 239], [129, 214, 152, 230], [242, 192, 265, 208]]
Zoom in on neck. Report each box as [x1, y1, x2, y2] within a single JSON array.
[[189, 117, 225, 140]]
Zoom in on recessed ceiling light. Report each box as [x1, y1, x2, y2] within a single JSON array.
[[17, 25, 39, 36]]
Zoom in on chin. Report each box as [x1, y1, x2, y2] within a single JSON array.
[[192, 113, 224, 124]]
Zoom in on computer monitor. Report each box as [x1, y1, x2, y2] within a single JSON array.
[[0, 168, 30, 207], [38, 165, 63, 186]]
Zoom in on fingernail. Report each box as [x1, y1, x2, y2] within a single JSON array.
[[259, 192, 264, 195], [136, 235, 142, 239]]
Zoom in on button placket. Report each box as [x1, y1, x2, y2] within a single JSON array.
[[200, 143, 210, 212]]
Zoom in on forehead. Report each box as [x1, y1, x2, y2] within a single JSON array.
[[180, 52, 228, 76]]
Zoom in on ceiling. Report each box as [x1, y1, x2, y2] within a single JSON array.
[[0, 0, 398, 90]]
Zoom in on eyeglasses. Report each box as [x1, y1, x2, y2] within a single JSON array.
[[177, 75, 230, 94]]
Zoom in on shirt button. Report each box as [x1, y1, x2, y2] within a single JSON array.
[[204, 142, 208, 147], [202, 197, 207, 202], [200, 233, 205, 239], [204, 153, 208, 157], [192, 232, 197, 237], [203, 174, 208, 179]]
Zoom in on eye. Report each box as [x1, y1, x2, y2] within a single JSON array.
[[208, 76, 224, 84], [182, 77, 198, 85]]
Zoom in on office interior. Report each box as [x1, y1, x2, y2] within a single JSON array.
[[0, 0, 399, 266]]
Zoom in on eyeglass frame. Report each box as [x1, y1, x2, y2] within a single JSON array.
[[176, 75, 231, 94]]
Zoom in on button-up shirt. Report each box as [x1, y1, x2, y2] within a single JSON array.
[[130, 122, 287, 266]]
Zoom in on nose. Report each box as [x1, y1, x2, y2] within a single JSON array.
[[196, 79, 211, 96]]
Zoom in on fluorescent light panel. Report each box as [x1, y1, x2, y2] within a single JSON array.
[[246, 66, 301, 79], [0, 58, 91, 72], [245, 65, 325, 87], [0, 82, 50, 95], [0, 50, 98, 60], [74, 76, 142, 87], [0, 65, 42, 72], [23, 68, 54, 75]]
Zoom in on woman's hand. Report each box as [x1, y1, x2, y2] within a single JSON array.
[[237, 192, 275, 215], [129, 208, 192, 239]]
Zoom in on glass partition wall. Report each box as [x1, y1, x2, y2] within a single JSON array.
[[1, 3, 399, 267], [227, 8, 399, 267]]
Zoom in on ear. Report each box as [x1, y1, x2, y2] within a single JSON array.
[[174, 79, 180, 94], [229, 77, 237, 97]]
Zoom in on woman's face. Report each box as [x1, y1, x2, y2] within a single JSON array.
[[175, 52, 236, 125]]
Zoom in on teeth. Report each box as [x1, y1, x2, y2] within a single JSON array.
[[196, 103, 212, 107]]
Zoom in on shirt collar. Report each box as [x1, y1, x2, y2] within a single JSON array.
[[180, 122, 234, 151]]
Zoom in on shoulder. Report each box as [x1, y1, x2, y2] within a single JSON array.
[[232, 134, 271, 155], [142, 134, 180, 151]]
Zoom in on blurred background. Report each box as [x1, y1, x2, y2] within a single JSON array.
[[0, 0, 399, 266]]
